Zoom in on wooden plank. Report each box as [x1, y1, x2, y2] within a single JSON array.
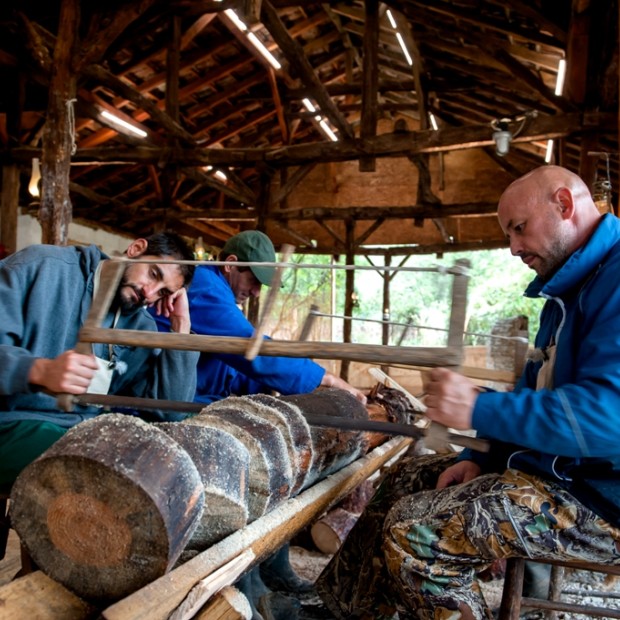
[[0, 571, 96, 620], [102, 436, 411, 620], [395, 364, 518, 384], [193, 586, 251, 620], [169, 551, 254, 620]]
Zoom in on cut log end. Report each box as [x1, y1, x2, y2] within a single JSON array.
[[10, 414, 205, 602]]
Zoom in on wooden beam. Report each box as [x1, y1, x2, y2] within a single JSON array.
[[77, 0, 159, 70], [355, 217, 385, 246], [82, 65, 196, 145], [259, 0, 354, 139], [101, 112, 620, 165], [79, 327, 465, 367], [242, 0, 263, 24], [267, 67, 289, 143], [271, 163, 316, 204], [489, 46, 574, 113], [340, 220, 356, 381], [5, 113, 615, 169], [181, 13, 217, 50], [359, 0, 379, 171], [394, 0, 564, 48], [170, 200, 499, 222]]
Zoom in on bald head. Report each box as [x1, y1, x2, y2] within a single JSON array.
[[498, 165, 602, 281]]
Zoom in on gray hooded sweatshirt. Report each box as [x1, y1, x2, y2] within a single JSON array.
[[0, 243, 198, 427]]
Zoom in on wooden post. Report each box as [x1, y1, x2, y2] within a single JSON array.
[[447, 259, 470, 355], [1, 166, 20, 256], [381, 255, 391, 374], [340, 220, 355, 381], [39, 0, 80, 245], [2, 67, 24, 255], [248, 169, 274, 326], [160, 13, 182, 229]]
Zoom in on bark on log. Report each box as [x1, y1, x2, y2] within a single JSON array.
[[336, 479, 374, 514], [280, 389, 369, 489], [157, 423, 249, 550], [184, 405, 294, 520], [214, 396, 301, 494], [243, 393, 314, 494], [196, 403, 294, 510], [10, 414, 205, 602]]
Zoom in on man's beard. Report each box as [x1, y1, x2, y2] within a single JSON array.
[[535, 236, 572, 282], [115, 275, 146, 314]]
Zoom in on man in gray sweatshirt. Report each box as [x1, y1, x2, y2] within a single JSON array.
[[0, 231, 199, 486]]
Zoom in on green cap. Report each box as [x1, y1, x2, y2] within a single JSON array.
[[222, 230, 276, 286]]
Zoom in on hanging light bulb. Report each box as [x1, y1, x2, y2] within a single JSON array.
[[491, 119, 512, 156], [28, 158, 41, 198]]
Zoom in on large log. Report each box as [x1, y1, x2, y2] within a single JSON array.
[[240, 394, 314, 494], [157, 423, 249, 550], [183, 406, 294, 520], [210, 396, 302, 493], [10, 414, 205, 602], [102, 437, 411, 620]]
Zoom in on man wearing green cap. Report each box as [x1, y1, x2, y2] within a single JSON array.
[[152, 230, 365, 616], [152, 229, 365, 404]]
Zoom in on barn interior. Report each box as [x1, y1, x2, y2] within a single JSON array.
[[0, 0, 619, 618]]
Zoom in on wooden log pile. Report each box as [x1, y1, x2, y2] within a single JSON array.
[[9, 388, 376, 602]]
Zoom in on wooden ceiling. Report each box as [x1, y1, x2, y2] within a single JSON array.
[[0, 0, 618, 255]]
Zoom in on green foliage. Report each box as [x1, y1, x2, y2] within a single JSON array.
[[268, 249, 544, 347]]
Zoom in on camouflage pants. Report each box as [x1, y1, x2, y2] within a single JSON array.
[[317, 451, 620, 620]]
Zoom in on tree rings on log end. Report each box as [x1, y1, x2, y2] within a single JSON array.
[[10, 414, 205, 602], [158, 422, 249, 550]]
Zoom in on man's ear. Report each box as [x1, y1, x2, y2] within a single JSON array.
[[223, 254, 238, 272], [126, 238, 148, 258], [554, 187, 575, 220]]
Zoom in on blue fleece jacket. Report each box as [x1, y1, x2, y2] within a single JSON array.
[[460, 214, 620, 526], [0, 244, 199, 427], [152, 264, 325, 403]]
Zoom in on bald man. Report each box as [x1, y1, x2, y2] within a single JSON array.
[[317, 166, 620, 619]]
